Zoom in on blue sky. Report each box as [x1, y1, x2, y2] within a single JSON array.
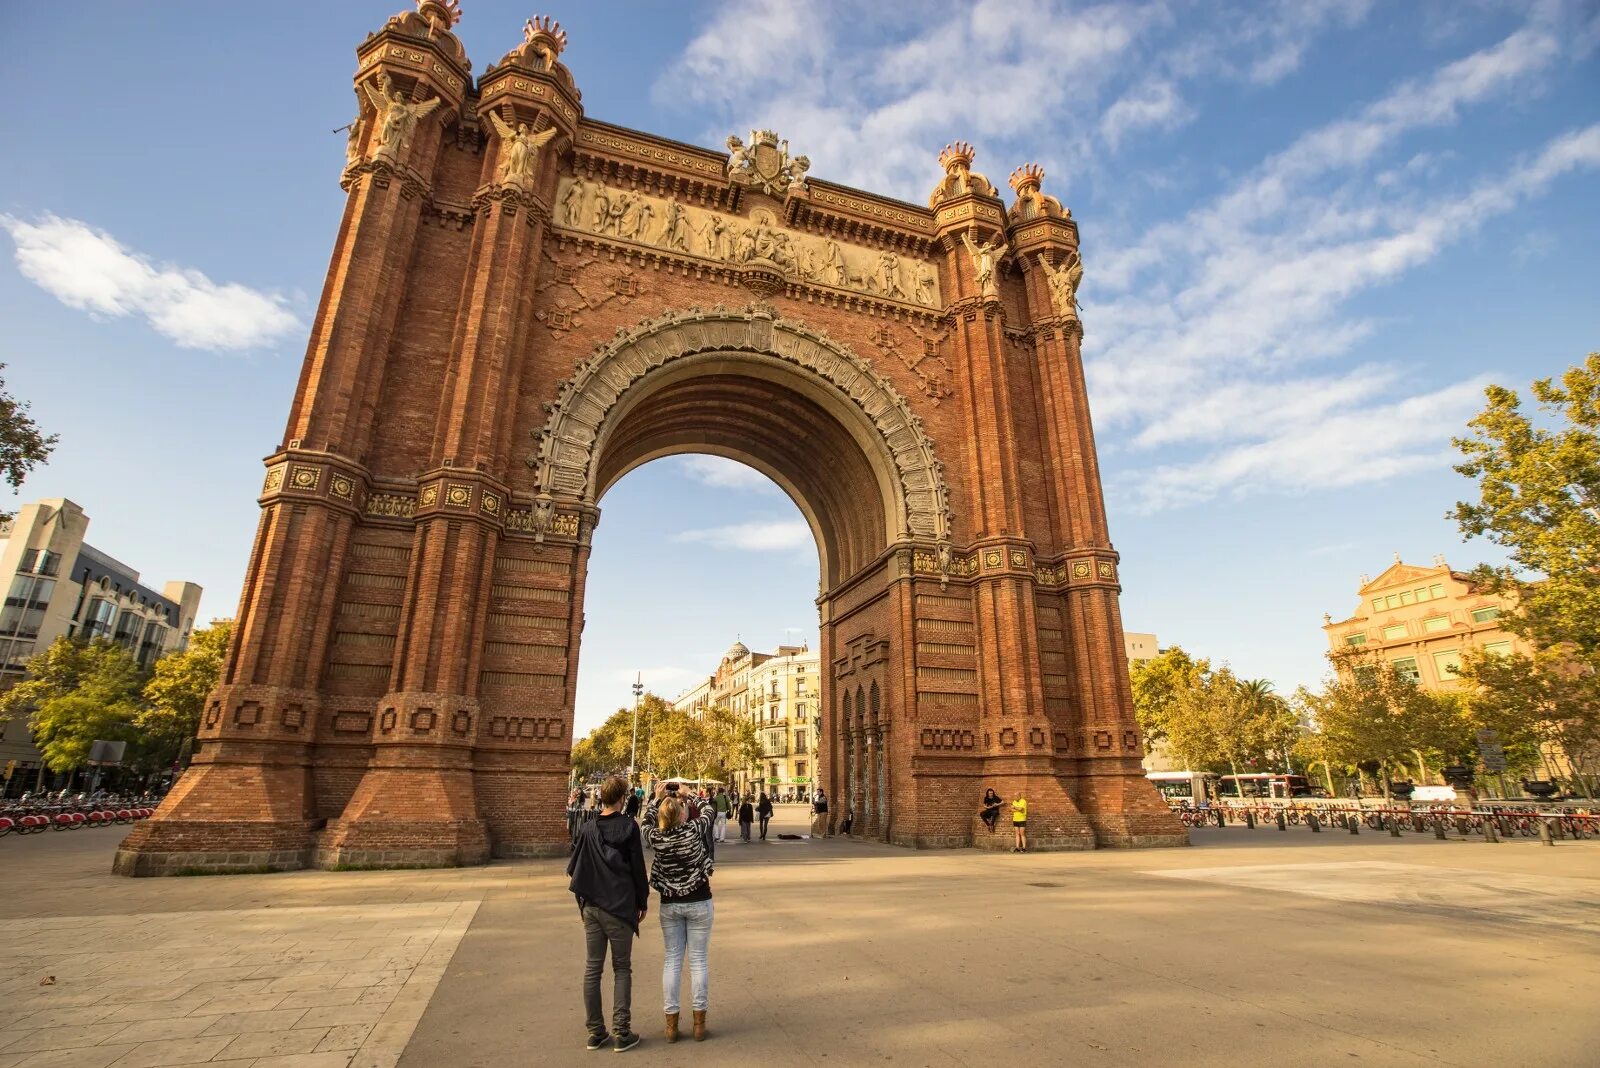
[[1, 1, 1596, 736]]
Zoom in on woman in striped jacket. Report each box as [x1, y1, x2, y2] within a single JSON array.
[[643, 782, 716, 1042]]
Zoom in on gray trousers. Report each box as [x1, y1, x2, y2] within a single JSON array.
[[582, 905, 633, 1036]]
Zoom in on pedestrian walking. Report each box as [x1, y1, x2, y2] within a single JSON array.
[[978, 788, 1002, 834], [711, 786, 732, 842], [566, 776, 648, 1052], [737, 795, 754, 841], [840, 807, 854, 836], [644, 782, 716, 1042], [811, 788, 829, 837], [1011, 791, 1029, 853], [756, 792, 773, 840], [624, 786, 642, 820]]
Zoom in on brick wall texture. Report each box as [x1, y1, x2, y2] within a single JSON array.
[[114, 8, 1184, 876]]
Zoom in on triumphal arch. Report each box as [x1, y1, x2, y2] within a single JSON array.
[[115, 3, 1183, 874]]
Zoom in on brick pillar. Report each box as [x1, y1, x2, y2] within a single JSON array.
[[115, 24, 468, 875], [1007, 162, 1185, 848], [317, 87, 566, 866], [935, 166, 1093, 852]]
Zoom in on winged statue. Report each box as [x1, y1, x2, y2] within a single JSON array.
[[1038, 252, 1083, 319], [363, 74, 442, 163], [488, 112, 558, 187]]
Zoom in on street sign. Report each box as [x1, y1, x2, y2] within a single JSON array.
[[88, 739, 128, 765], [1475, 729, 1507, 774]]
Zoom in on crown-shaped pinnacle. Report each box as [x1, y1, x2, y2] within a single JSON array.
[[1009, 163, 1045, 194], [939, 142, 976, 173], [523, 14, 568, 54], [416, 0, 462, 31]]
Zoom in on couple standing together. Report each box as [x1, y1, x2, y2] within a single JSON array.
[[567, 777, 715, 1051]]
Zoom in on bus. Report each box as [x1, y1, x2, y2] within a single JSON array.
[[1146, 771, 1219, 806], [1217, 773, 1316, 800]]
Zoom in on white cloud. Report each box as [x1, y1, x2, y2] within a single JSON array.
[[0, 213, 299, 351], [674, 519, 813, 552], [1100, 80, 1193, 149], [676, 456, 778, 493]]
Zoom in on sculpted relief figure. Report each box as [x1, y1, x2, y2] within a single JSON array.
[[961, 229, 1008, 299], [660, 200, 690, 251], [631, 199, 655, 241], [697, 215, 728, 259], [824, 239, 848, 286], [363, 74, 442, 163], [877, 252, 906, 300], [344, 114, 366, 169], [725, 135, 751, 180], [915, 262, 937, 306], [488, 113, 557, 189], [561, 177, 588, 226], [1038, 251, 1083, 319], [590, 185, 611, 231]]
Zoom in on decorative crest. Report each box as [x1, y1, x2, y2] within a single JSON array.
[[929, 142, 997, 208], [523, 15, 568, 66], [1008, 163, 1045, 196], [416, 0, 462, 33], [725, 129, 810, 197]]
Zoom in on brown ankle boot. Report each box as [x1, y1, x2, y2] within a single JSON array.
[[692, 1009, 707, 1041], [664, 1012, 679, 1043]]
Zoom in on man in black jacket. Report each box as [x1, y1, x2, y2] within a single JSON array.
[[567, 776, 649, 1052]]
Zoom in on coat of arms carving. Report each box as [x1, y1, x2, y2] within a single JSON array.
[[726, 129, 810, 197]]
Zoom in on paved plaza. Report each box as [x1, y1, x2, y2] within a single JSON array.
[[1, 807, 1597, 1067]]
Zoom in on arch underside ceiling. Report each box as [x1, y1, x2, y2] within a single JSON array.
[[530, 305, 955, 589]]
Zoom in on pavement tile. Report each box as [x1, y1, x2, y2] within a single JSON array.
[[103, 1036, 236, 1068], [99, 998, 212, 1024], [103, 1017, 217, 1044], [3, 1024, 129, 1053], [314, 1025, 372, 1053], [217, 1028, 329, 1059], [13, 1043, 136, 1068], [252, 1054, 353, 1068], [292, 1006, 385, 1030], [199, 1010, 309, 1037], [4, 1006, 118, 1031], [186, 994, 289, 1017], [276, 990, 362, 1010], [264, 973, 347, 994]]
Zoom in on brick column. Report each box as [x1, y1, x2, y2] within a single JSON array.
[[317, 77, 569, 865], [115, 22, 468, 875]]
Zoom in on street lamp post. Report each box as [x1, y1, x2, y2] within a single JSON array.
[[628, 673, 644, 786]]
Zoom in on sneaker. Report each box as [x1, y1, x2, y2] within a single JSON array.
[[586, 1032, 611, 1051], [614, 1031, 641, 1052]]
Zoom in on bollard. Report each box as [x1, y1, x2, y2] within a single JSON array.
[[1308, 814, 1321, 832], [1276, 812, 1287, 831], [1216, 810, 1226, 828], [1484, 819, 1499, 843], [1245, 811, 1255, 829], [1412, 815, 1425, 833], [1539, 820, 1554, 846], [1389, 817, 1401, 838], [1433, 820, 1447, 840], [1349, 817, 1360, 835]]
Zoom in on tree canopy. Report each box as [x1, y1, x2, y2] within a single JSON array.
[[570, 693, 761, 783], [0, 638, 147, 772], [0, 363, 56, 522]]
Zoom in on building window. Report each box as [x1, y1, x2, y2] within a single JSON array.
[[796, 702, 806, 722], [1372, 598, 1384, 612], [794, 761, 806, 778], [84, 597, 117, 640], [1432, 650, 1462, 678], [1422, 616, 1449, 634], [795, 730, 807, 754], [1484, 641, 1512, 658], [1471, 607, 1501, 623], [1382, 624, 1407, 640], [1392, 657, 1420, 683], [1, 575, 54, 638], [1343, 633, 1367, 647], [1430, 584, 1444, 598]]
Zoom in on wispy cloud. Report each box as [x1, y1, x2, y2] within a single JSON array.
[[1, 213, 299, 351], [676, 456, 779, 493], [674, 519, 813, 552]]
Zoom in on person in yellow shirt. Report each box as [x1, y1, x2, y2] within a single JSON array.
[[1011, 793, 1028, 853]]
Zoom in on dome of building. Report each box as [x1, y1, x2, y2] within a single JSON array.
[[725, 639, 749, 660]]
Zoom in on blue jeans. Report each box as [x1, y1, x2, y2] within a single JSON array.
[[659, 900, 713, 1013]]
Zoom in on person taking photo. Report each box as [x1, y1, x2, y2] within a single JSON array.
[[566, 776, 648, 1052], [644, 781, 717, 1042]]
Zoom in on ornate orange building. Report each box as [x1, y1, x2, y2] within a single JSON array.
[[115, 3, 1181, 874]]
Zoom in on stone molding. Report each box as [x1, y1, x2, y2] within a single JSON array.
[[529, 305, 954, 544]]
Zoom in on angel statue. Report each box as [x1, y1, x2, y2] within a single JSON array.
[[725, 135, 751, 180], [960, 229, 1008, 299], [1038, 251, 1083, 319], [488, 113, 557, 188], [363, 74, 442, 163]]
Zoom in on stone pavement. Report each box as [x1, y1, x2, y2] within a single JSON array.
[[1, 806, 1597, 1067]]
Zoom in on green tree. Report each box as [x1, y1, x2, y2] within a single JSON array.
[[1129, 646, 1207, 753], [1451, 354, 1600, 792], [1463, 647, 1599, 798], [139, 621, 232, 771], [0, 364, 57, 523], [0, 638, 146, 772]]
